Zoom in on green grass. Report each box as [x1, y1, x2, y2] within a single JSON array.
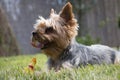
[[0, 54, 120, 80]]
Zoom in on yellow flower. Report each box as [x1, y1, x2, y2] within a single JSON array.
[[24, 58, 37, 74]]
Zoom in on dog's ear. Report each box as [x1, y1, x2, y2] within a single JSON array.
[[50, 8, 55, 17], [59, 2, 74, 22]]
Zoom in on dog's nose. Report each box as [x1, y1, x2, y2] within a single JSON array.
[[32, 31, 37, 36]]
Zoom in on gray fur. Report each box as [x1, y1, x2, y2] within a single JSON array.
[[47, 40, 120, 70]]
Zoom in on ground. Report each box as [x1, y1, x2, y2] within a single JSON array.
[[0, 54, 120, 80]]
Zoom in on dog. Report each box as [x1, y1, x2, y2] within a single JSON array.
[[31, 2, 120, 71]]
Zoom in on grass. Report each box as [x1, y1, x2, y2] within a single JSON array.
[[0, 54, 120, 80]]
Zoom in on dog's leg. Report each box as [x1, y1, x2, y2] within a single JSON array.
[[114, 52, 120, 64]]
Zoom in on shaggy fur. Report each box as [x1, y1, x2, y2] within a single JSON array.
[[31, 2, 120, 71]]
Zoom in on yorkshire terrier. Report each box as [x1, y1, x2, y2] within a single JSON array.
[[31, 2, 120, 71]]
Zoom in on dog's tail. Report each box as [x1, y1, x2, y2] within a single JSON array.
[[115, 51, 120, 64]]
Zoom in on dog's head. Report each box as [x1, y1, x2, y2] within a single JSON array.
[[31, 2, 78, 54]]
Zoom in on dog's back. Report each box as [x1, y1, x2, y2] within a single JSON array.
[[89, 44, 119, 64], [61, 41, 120, 66]]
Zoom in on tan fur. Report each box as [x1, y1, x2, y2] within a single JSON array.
[[114, 54, 120, 64], [31, 2, 78, 60]]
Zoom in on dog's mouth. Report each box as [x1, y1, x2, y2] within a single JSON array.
[[31, 39, 51, 49], [31, 31, 53, 49]]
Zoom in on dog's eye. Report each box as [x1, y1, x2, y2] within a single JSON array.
[[45, 27, 54, 34]]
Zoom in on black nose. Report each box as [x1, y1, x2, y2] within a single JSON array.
[[32, 31, 37, 36]]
